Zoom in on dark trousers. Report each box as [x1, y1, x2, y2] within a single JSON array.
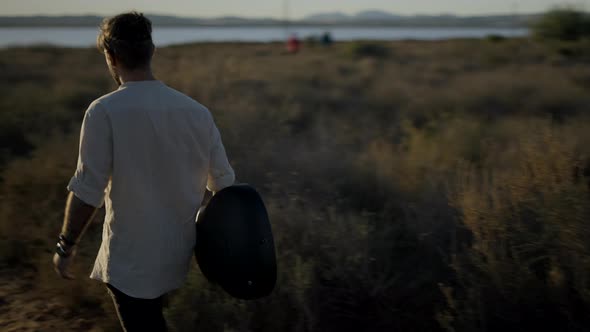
[[106, 283, 168, 332]]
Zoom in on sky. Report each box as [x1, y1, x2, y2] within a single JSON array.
[[1, 0, 586, 18]]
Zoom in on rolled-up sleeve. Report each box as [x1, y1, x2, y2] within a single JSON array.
[[206, 122, 235, 192], [67, 101, 112, 207]]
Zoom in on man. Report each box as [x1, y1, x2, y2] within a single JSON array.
[[52, 12, 235, 331]]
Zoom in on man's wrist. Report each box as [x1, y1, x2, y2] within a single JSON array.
[[55, 234, 77, 258]]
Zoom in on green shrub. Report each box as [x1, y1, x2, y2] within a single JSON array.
[[532, 8, 590, 41], [348, 42, 390, 58], [486, 34, 506, 42]]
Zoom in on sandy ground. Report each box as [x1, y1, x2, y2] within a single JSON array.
[[0, 268, 101, 332]]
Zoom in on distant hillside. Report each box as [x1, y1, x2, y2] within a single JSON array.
[[305, 10, 403, 23], [0, 11, 536, 27], [0, 15, 282, 27], [0, 15, 104, 27], [355, 10, 404, 21], [302, 11, 536, 27]]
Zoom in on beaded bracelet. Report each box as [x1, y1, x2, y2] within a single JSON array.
[[55, 242, 72, 258], [55, 234, 77, 258], [59, 234, 77, 246]]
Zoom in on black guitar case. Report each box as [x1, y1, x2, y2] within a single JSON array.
[[194, 184, 276, 300]]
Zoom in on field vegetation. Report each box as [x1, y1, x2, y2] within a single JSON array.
[[1, 32, 590, 331]]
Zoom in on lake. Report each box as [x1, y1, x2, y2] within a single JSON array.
[[0, 26, 529, 48]]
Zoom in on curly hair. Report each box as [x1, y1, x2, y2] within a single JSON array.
[[97, 12, 154, 70]]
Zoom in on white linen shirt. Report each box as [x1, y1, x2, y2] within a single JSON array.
[[67, 80, 235, 299]]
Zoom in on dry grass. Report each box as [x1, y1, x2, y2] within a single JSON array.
[[0, 38, 589, 331]]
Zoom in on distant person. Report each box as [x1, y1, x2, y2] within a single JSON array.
[[287, 33, 301, 54], [52, 12, 235, 331], [321, 31, 333, 46]]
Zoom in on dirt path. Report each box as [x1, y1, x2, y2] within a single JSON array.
[[0, 269, 100, 332]]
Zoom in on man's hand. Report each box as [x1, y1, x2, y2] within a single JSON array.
[[53, 250, 77, 280], [52, 192, 98, 280]]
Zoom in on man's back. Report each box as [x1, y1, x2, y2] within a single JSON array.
[[51, 12, 233, 330], [68, 80, 235, 298]]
